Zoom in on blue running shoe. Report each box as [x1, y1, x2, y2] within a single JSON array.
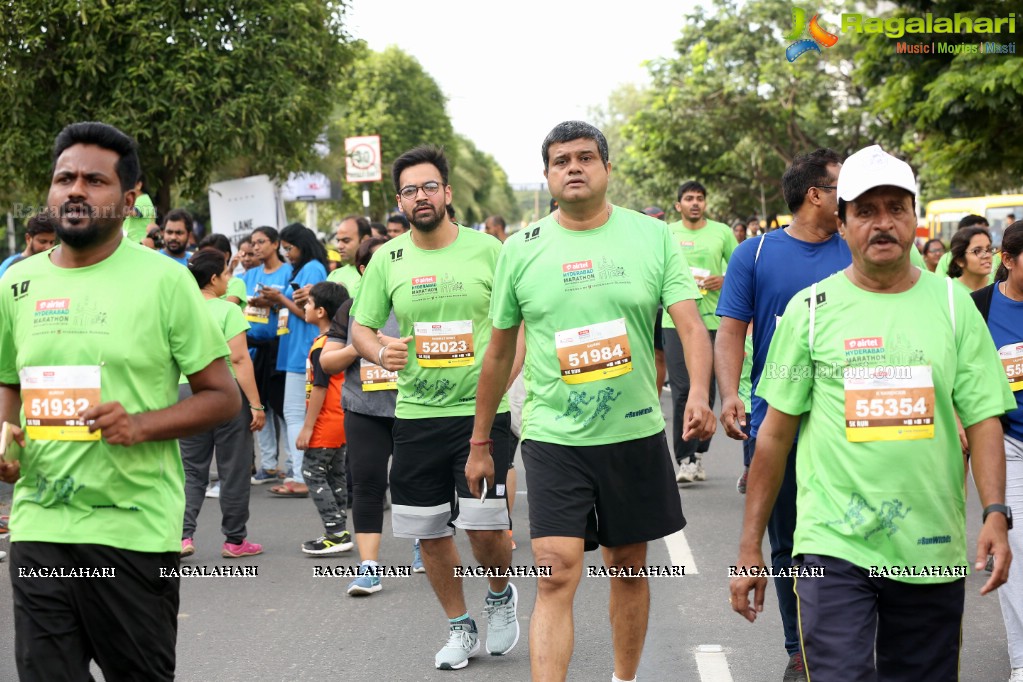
[[412, 539, 425, 573], [346, 564, 382, 596]]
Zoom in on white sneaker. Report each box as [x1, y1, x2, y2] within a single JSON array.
[[676, 461, 697, 483], [694, 457, 707, 481], [0, 550, 6, 562], [1009, 668, 1023, 682], [205, 483, 220, 499]]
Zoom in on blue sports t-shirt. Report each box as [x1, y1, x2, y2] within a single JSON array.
[[716, 228, 851, 436], [277, 259, 327, 374], [986, 284, 1023, 441], [242, 264, 293, 343], [0, 253, 23, 278]]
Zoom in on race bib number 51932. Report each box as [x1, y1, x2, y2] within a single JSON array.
[[19, 365, 102, 441]]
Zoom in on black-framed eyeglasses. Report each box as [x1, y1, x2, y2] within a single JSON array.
[[967, 246, 997, 257], [399, 181, 442, 201], [813, 185, 838, 191]]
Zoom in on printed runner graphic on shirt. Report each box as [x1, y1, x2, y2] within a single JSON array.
[[825, 492, 913, 542]]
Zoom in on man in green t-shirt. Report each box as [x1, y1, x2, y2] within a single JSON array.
[[664, 180, 738, 483], [730, 144, 1014, 681], [469, 121, 716, 682], [122, 172, 156, 244], [327, 214, 370, 299], [0, 122, 238, 681], [352, 145, 518, 672]]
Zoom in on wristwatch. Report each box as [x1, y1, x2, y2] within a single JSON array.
[[982, 504, 1013, 529]]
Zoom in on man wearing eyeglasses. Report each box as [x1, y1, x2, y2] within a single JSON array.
[[716, 148, 849, 680], [730, 144, 1014, 682], [665, 180, 739, 483], [328, 215, 370, 298], [351, 145, 519, 672]]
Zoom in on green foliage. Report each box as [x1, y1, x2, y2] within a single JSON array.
[[854, 0, 1023, 197], [448, 134, 520, 226], [618, 0, 873, 220], [0, 0, 357, 214]]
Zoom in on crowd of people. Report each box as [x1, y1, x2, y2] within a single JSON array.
[[0, 119, 1019, 682]]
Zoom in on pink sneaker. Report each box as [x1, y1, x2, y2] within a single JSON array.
[[222, 539, 263, 558], [180, 538, 195, 557]]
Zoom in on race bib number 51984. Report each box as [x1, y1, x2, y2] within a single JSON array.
[[19, 365, 102, 441], [555, 318, 632, 384]]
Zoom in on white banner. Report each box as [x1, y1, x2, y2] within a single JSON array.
[[281, 172, 332, 202], [208, 175, 286, 246]]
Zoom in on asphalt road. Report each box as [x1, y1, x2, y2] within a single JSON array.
[[0, 391, 1013, 681]]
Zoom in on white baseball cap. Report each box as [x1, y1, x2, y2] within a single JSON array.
[[837, 145, 917, 202]]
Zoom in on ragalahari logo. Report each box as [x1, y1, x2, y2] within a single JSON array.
[[785, 7, 839, 61]]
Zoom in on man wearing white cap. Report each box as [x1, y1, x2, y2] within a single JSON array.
[[730, 145, 1015, 681]]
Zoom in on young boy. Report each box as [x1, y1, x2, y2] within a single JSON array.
[[297, 281, 353, 554]]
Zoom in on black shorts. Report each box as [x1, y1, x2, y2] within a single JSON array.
[[390, 412, 511, 538], [10, 541, 180, 682], [522, 431, 685, 550], [653, 306, 664, 351]]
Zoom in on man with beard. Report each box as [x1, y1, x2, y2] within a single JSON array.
[[159, 208, 194, 265], [386, 212, 410, 239], [0, 121, 238, 680], [352, 145, 519, 671], [327, 215, 370, 298], [0, 213, 57, 277]]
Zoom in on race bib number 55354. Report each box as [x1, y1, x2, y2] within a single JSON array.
[[19, 365, 102, 441]]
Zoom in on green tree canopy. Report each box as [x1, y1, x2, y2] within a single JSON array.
[[0, 1, 356, 214], [618, 0, 873, 221], [855, 0, 1023, 197]]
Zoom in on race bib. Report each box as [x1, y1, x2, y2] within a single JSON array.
[[20, 366, 102, 441], [844, 365, 934, 442], [691, 266, 711, 296], [277, 308, 290, 336], [999, 342, 1023, 392], [244, 303, 270, 325], [555, 318, 632, 384], [360, 358, 398, 391], [414, 320, 474, 368]]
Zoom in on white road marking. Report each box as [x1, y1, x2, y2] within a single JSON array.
[[663, 528, 698, 574], [695, 645, 733, 682]]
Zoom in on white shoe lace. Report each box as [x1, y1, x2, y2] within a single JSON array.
[[444, 626, 475, 651], [484, 596, 516, 627]]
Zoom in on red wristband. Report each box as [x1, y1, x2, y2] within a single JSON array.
[[469, 438, 494, 454]]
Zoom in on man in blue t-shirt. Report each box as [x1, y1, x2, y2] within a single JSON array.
[[715, 148, 850, 681], [159, 208, 194, 265], [0, 213, 57, 278]]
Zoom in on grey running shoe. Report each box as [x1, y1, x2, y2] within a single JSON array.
[[676, 460, 698, 483], [435, 620, 479, 670], [484, 583, 520, 655], [783, 652, 807, 681]]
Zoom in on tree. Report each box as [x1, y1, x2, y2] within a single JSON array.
[[0, 1, 356, 214], [318, 45, 455, 222], [589, 83, 662, 212], [855, 0, 1023, 198], [618, 0, 873, 220], [448, 134, 519, 226]]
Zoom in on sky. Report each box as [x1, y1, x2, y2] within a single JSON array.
[[347, 0, 700, 186]]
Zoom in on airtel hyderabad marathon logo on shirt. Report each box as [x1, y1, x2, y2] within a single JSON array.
[[784, 7, 1017, 60]]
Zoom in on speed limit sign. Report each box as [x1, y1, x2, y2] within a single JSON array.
[[345, 135, 382, 183]]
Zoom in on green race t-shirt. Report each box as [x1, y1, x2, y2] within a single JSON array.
[[759, 270, 1014, 583], [662, 219, 736, 331], [180, 297, 249, 382], [123, 192, 155, 245], [355, 227, 509, 419], [224, 276, 248, 311], [328, 263, 361, 300], [738, 330, 753, 414], [491, 207, 699, 446], [0, 239, 230, 553]]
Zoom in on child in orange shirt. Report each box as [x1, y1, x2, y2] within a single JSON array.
[[296, 281, 352, 554]]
